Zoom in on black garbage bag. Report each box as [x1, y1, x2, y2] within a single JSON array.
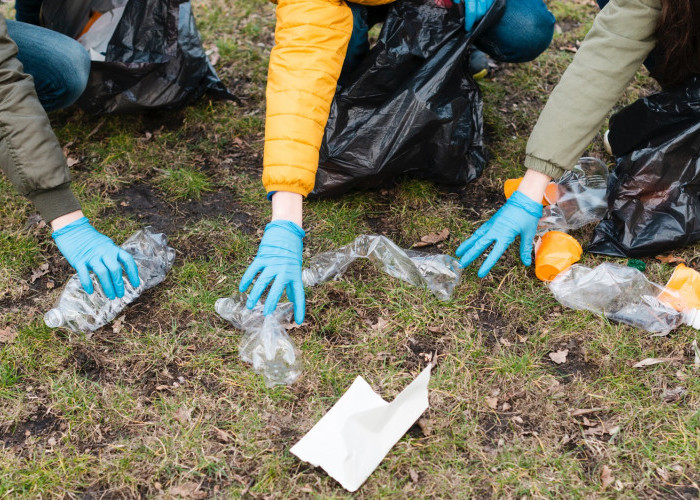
[[311, 0, 504, 197], [40, 0, 234, 114], [588, 76, 700, 257]]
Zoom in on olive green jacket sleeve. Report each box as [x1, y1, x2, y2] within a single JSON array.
[[524, 0, 661, 178], [0, 15, 80, 222]]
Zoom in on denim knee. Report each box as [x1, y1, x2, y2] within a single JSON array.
[[476, 1, 556, 63], [44, 41, 91, 110]]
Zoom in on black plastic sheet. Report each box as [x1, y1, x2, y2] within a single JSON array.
[[588, 76, 700, 257], [41, 0, 234, 113], [311, 0, 504, 197]]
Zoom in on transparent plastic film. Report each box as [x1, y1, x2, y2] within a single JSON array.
[[537, 157, 609, 235], [215, 294, 300, 388], [301, 235, 462, 301], [44, 227, 176, 333], [549, 263, 683, 335], [217, 235, 461, 387]]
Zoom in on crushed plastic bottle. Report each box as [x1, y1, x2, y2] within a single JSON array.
[[44, 227, 175, 333], [302, 235, 462, 301], [217, 234, 462, 386], [537, 157, 609, 235], [548, 263, 683, 335], [215, 294, 300, 387]]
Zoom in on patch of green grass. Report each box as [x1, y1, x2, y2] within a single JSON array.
[[155, 167, 213, 201]]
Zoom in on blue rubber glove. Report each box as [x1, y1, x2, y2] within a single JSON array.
[[239, 220, 306, 324], [454, 0, 496, 33], [52, 217, 140, 300], [456, 191, 543, 277]]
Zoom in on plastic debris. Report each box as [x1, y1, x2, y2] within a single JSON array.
[[44, 227, 176, 333], [589, 76, 700, 257], [534, 231, 582, 282], [217, 235, 461, 386], [302, 235, 462, 301], [627, 259, 646, 272], [549, 263, 683, 335], [215, 294, 300, 388], [537, 157, 609, 235]]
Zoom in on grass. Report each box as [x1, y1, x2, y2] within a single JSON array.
[[0, 0, 698, 498]]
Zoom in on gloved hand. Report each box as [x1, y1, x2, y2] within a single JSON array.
[[52, 217, 140, 299], [239, 220, 306, 324], [454, 0, 496, 33], [456, 191, 543, 277]]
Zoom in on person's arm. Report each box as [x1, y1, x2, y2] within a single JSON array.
[[458, 0, 661, 277], [525, 0, 661, 181], [240, 0, 353, 324], [0, 15, 139, 299]]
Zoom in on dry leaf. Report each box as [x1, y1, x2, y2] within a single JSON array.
[[371, 317, 389, 332], [46, 280, 55, 289], [693, 339, 700, 366], [417, 417, 432, 436], [600, 465, 615, 489], [30, 263, 49, 283], [409, 468, 420, 483], [47, 437, 57, 446], [656, 254, 686, 264], [632, 357, 681, 368], [206, 44, 220, 66], [0, 327, 17, 343], [571, 408, 606, 417], [549, 349, 569, 365], [214, 427, 231, 443], [662, 386, 686, 403], [168, 481, 207, 499], [66, 157, 79, 167], [112, 316, 125, 334], [413, 228, 450, 248], [174, 406, 193, 425], [485, 396, 498, 410]]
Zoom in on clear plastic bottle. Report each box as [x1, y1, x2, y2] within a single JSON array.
[[538, 157, 609, 235], [215, 294, 300, 387], [301, 234, 462, 301], [44, 227, 176, 333], [549, 263, 683, 335]]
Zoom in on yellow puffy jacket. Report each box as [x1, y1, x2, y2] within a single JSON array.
[[263, 0, 395, 197]]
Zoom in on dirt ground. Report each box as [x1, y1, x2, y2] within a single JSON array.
[[0, 0, 699, 498]]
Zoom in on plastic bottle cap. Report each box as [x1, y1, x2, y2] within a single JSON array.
[[44, 309, 64, 328], [534, 231, 583, 282]]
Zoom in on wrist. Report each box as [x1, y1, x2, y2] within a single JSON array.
[[517, 169, 552, 204], [271, 191, 303, 227], [51, 210, 85, 232]]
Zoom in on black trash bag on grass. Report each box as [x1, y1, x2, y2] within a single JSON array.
[[40, 0, 234, 113], [311, 0, 504, 197], [588, 76, 700, 257]]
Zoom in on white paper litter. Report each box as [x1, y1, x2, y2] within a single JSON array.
[[290, 364, 432, 492]]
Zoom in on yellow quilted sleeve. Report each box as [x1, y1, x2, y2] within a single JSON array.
[[262, 0, 353, 196]]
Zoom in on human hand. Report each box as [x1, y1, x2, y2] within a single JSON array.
[[454, 0, 496, 33], [456, 191, 543, 277], [52, 217, 140, 299], [239, 220, 305, 324]]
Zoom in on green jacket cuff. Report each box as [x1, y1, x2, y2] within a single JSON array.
[[28, 183, 82, 223], [524, 155, 567, 180]]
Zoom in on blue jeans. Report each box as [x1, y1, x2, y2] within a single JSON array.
[[7, 2, 90, 111], [344, 0, 555, 75]]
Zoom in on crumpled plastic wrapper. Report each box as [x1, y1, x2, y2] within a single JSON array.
[[217, 235, 462, 386], [549, 263, 683, 335]]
